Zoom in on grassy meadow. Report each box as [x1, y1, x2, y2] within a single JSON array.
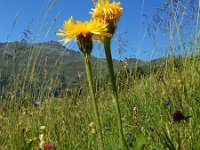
[[1, 0, 200, 150]]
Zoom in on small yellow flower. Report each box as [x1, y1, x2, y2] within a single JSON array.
[[90, 0, 122, 24], [56, 16, 111, 44]]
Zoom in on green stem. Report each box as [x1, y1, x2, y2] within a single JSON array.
[[103, 37, 128, 150], [177, 124, 181, 150], [84, 53, 104, 150]]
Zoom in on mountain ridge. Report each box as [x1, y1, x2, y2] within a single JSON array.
[[0, 41, 141, 87]]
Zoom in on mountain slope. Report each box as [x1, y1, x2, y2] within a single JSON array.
[[0, 41, 140, 87]]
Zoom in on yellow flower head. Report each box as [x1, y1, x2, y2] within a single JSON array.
[[90, 0, 122, 24], [56, 16, 111, 44]]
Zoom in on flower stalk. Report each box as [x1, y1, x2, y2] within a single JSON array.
[[103, 36, 128, 150], [56, 16, 110, 149], [84, 53, 104, 150]]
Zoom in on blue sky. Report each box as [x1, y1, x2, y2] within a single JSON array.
[[0, 0, 166, 60]]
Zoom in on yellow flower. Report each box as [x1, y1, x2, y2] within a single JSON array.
[[90, 0, 122, 24], [56, 16, 111, 44]]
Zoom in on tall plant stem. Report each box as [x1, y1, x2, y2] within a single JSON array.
[[84, 53, 104, 150], [103, 37, 128, 150]]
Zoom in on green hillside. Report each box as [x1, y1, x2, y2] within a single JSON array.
[[0, 41, 141, 87]]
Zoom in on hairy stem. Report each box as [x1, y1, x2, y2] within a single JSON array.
[[84, 53, 104, 150], [103, 36, 128, 150]]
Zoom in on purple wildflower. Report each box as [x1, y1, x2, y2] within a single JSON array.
[[164, 99, 171, 106], [34, 101, 41, 107]]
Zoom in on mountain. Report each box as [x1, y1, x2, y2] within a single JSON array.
[[0, 41, 140, 87]]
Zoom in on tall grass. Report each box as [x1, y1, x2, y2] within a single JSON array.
[[1, 0, 200, 149]]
